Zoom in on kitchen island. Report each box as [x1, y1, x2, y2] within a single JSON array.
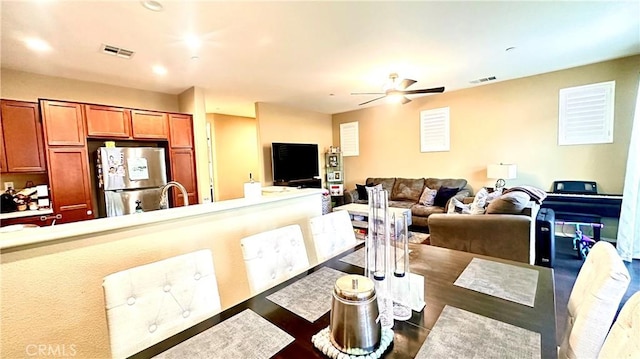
[[0, 188, 323, 359]]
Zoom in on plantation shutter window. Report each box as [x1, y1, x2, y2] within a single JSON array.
[[420, 107, 450, 152], [558, 81, 615, 146]]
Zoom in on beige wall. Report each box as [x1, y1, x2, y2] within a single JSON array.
[[333, 55, 639, 195], [256, 102, 333, 186], [210, 113, 259, 200], [1, 69, 179, 112], [0, 194, 322, 359]]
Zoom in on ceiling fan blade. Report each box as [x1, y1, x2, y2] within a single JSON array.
[[351, 92, 385, 95], [400, 86, 445, 95], [401, 96, 411, 105], [398, 79, 417, 90], [358, 96, 386, 106]]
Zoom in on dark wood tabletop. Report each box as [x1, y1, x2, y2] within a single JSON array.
[[132, 244, 556, 359]]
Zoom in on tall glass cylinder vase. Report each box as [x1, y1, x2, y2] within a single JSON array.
[[391, 212, 412, 320], [365, 188, 393, 329]]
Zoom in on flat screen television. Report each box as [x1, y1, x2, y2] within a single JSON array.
[[271, 142, 319, 183]]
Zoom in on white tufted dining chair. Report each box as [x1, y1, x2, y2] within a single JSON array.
[[558, 241, 631, 359], [102, 249, 221, 359], [240, 224, 310, 294], [309, 210, 358, 262], [597, 290, 640, 358]]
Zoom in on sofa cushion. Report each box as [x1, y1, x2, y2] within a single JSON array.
[[390, 178, 425, 202], [366, 178, 396, 194], [486, 191, 531, 214], [411, 204, 446, 217], [434, 186, 459, 207], [419, 187, 437, 206], [425, 178, 467, 191], [388, 200, 414, 209], [356, 184, 369, 201]]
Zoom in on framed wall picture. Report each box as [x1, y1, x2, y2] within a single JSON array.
[[334, 171, 341, 180], [329, 155, 338, 167], [327, 172, 336, 181]]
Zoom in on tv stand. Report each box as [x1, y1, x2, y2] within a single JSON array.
[[274, 178, 321, 189]]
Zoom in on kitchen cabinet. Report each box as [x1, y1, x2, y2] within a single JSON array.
[[47, 147, 94, 224], [85, 104, 131, 138], [0, 100, 47, 173], [41, 100, 85, 146], [169, 114, 194, 148], [169, 148, 197, 206], [131, 110, 168, 139]]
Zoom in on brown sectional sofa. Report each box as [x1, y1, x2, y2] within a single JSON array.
[[428, 196, 540, 264], [343, 177, 473, 228]]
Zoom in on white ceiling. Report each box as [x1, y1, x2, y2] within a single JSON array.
[[2, 1, 639, 117]]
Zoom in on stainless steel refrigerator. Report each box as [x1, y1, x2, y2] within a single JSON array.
[[96, 147, 167, 217]]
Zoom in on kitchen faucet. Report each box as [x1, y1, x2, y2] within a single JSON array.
[[159, 181, 189, 209]]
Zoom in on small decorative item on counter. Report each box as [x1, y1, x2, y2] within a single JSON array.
[[29, 202, 39, 210], [135, 200, 144, 213]]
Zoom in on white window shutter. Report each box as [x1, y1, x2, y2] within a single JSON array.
[[420, 107, 450, 152], [559, 81, 615, 145]]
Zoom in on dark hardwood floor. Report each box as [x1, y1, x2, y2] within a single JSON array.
[[553, 236, 640, 344]]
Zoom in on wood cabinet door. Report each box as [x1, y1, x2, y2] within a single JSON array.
[[131, 110, 168, 139], [41, 100, 85, 146], [169, 148, 198, 206], [0, 100, 46, 172], [169, 114, 194, 148], [85, 104, 131, 138], [0, 114, 6, 172], [47, 147, 94, 224]]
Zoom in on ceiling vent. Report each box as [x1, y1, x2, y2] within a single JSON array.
[[100, 44, 135, 59], [470, 76, 497, 84]]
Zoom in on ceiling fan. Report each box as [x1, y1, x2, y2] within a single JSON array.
[[351, 73, 445, 106]]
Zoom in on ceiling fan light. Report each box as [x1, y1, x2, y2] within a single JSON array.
[[386, 93, 403, 104]]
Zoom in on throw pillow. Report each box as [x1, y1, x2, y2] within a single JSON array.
[[447, 197, 471, 214], [418, 187, 437, 206], [433, 186, 459, 208], [356, 184, 368, 201], [469, 188, 489, 215], [486, 191, 531, 214], [485, 187, 504, 205]]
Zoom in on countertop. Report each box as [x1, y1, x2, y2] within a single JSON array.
[[0, 208, 54, 220], [0, 188, 323, 250]]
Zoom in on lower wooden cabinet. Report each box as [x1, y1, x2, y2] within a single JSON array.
[[0, 213, 60, 227], [169, 148, 198, 206], [47, 147, 94, 224]]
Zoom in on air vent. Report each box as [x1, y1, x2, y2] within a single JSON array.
[[100, 44, 135, 59], [470, 76, 497, 84]]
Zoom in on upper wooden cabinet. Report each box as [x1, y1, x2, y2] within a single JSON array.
[[0, 100, 47, 173], [169, 114, 194, 148], [41, 100, 86, 146], [131, 110, 168, 139], [85, 105, 131, 138]]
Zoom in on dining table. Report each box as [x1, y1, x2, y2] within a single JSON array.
[[131, 243, 557, 359]]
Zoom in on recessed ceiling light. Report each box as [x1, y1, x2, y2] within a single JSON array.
[[152, 65, 167, 75], [141, 1, 163, 12], [25, 38, 51, 52]]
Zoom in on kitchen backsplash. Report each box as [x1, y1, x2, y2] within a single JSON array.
[[2, 173, 48, 191]]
